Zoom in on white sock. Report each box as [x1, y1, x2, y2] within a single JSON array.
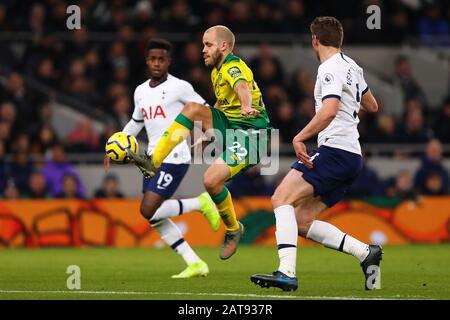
[[274, 205, 298, 278], [306, 220, 370, 262], [342, 235, 370, 262], [152, 219, 201, 265], [150, 197, 201, 221], [179, 197, 201, 212]]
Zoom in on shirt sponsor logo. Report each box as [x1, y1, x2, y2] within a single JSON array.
[[228, 66, 243, 79], [323, 73, 334, 85], [141, 105, 166, 120]]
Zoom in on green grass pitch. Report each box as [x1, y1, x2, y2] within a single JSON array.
[[0, 245, 449, 300]]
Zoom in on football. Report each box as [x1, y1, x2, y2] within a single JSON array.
[[105, 132, 139, 164]]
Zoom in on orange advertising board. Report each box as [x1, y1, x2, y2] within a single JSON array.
[[0, 197, 449, 248]]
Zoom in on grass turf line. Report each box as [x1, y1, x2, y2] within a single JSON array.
[[0, 245, 449, 300]]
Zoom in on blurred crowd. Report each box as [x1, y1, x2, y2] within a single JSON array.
[[228, 138, 450, 198], [0, 141, 126, 199], [1, 137, 448, 199], [1, 0, 450, 42], [0, 0, 449, 199]]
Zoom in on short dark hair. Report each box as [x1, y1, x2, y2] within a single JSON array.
[[310, 16, 344, 48], [146, 38, 172, 56]]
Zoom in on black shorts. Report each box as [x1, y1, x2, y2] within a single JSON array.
[[291, 145, 363, 207], [143, 163, 189, 199]]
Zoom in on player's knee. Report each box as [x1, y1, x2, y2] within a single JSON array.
[[203, 174, 221, 195], [203, 175, 216, 193], [140, 200, 157, 220], [271, 189, 290, 209], [183, 102, 202, 117]]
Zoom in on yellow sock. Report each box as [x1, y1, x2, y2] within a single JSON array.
[[152, 114, 193, 168], [212, 187, 239, 232]]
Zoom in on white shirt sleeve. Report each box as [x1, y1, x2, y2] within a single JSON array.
[[123, 88, 144, 137], [131, 88, 144, 122], [319, 65, 344, 101], [179, 81, 209, 106], [360, 68, 369, 96]]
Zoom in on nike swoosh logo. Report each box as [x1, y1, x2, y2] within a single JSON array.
[[157, 186, 166, 190]]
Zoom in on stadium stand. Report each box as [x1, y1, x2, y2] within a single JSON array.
[[0, 0, 449, 198]]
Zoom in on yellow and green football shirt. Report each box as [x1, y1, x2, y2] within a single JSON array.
[[211, 53, 270, 129]]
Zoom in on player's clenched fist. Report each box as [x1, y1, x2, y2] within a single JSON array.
[[241, 106, 260, 117]]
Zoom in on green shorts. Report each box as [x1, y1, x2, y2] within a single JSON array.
[[209, 107, 271, 178]]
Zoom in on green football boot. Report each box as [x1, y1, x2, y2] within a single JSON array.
[[171, 260, 209, 279], [198, 192, 221, 232]]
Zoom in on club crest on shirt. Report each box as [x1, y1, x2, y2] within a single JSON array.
[[323, 73, 334, 85], [228, 66, 242, 79]]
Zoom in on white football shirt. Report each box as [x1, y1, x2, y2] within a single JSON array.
[[123, 74, 207, 164], [314, 52, 368, 155]]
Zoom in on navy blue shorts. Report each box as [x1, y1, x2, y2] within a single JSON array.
[[143, 163, 190, 199], [291, 145, 363, 207]]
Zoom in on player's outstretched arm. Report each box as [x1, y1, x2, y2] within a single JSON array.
[[360, 89, 378, 113], [294, 97, 340, 143], [234, 80, 260, 117]]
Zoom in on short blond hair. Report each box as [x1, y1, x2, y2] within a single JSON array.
[[204, 25, 235, 50]]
